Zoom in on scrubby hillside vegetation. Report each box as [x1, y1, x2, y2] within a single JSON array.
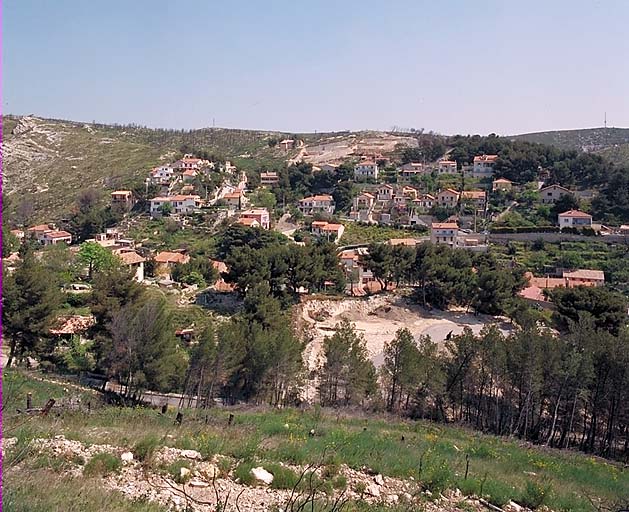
[[3, 369, 628, 512]]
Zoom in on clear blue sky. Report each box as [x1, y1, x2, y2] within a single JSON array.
[[3, 0, 628, 134]]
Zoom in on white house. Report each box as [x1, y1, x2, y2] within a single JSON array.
[[558, 210, 592, 229], [238, 208, 270, 230], [471, 155, 498, 178], [311, 221, 345, 242], [354, 161, 379, 180], [437, 160, 458, 175], [298, 195, 335, 215], [172, 155, 210, 172], [149, 165, 175, 185], [150, 195, 201, 217], [41, 230, 73, 246], [431, 222, 458, 246]]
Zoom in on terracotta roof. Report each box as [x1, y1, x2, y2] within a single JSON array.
[[111, 190, 132, 196], [301, 195, 333, 202], [237, 218, 259, 226], [493, 178, 512, 183], [432, 222, 459, 229], [154, 251, 190, 264], [118, 251, 145, 265], [312, 221, 329, 227], [563, 269, 604, 281], [28, 224, 52, 232], [519, 285, 547, 302], [321, 223, 343, 232], [224, 192, 243, 199], [358, 192, 375, 199], [183, 169, 197, 176], [440, 189, 460, 196], [45, 230, 72, 239], [559, 210, 592, 218]]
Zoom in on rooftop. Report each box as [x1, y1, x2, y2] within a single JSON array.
[[559, 209, 592, 218]]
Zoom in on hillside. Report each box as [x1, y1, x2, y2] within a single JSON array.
[[511, 127, 629, 153], [1, 115, 419, 222], [4, 369, 627, 512], [0, 115, 309, 221]]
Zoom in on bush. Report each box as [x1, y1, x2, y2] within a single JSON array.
[[166, 460, 192, 484], [83, 452, 122, 477], [421, 461, 453, 494], [519, 481, 552, 509], [266, 463, 300, 489], [234, 461, 255, 486], [133, 435, 161, 463]]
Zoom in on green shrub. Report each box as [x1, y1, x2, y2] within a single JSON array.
[[166, 460, 192, 484], [266, 463, 300, 489], [481, 478, 517, 507], [519, 481, 552, 509], [133, 435, 161, 463], [332, 475, 348, 490], [84, 452, 122, 477], [234, 461, 255, 486], [421, 461, 453, 494]]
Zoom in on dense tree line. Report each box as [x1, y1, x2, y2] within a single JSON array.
[[377, 319, 629, 460], [219, 224, 346, 300], [359, 242, 526, 315]]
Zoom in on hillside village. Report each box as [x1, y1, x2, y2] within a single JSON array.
[[3, 120, 629, 512], [6, 129, 627, 300]]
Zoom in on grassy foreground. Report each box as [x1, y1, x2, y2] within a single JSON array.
[[3, 369, 628, 511]]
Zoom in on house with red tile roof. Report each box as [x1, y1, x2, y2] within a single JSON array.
[[431, 222, 458, 246], [298, 194, 335, 215], [471, 154, 498, 178], [437, 189, 460, 208], [236, 217, 260, 228], [154, 251, 190, 279], [111, 190, 135, 209], [223, 190, 247, 210], [311, 221, 345, 242], [558, 210, 592, 229], [437, 160, 458, 175], [460, 190, 487, 209], [118, 250, 146, 282], [492, 178, 513, 192], [150, 195, 201, 217], [238, 208, 270, 229]]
